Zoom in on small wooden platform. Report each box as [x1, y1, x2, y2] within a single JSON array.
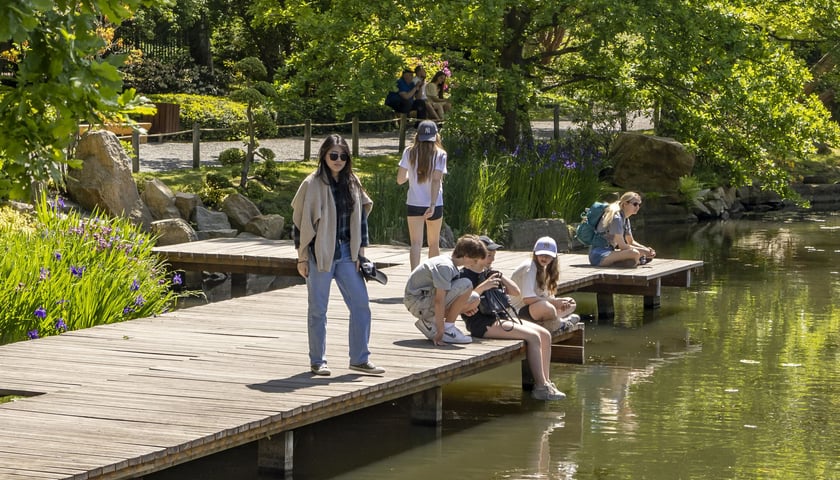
[[153, 238, 703, 318]]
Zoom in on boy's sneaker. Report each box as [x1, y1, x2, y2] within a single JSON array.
[[443, 324, 472, 344], [415, 318, 436, 341], [310, 364, 331, 376], [532, 384, 566, 401], [349, 362, 385, 375]]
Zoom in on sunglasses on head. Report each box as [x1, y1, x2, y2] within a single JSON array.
[[329, 152, 350, 162]]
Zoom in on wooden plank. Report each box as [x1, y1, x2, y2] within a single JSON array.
[[0, 243, 700, 480]]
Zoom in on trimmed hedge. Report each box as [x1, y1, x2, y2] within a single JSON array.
[[148, 93, 276, 141]]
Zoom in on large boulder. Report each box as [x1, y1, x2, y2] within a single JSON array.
[[193, 205, 232, 231], [150, 218, 198, 246], [244, 214, 285, 240], [508, 218, 573, 252], [66, 131, 152, 230], [174, 192, 203, 221], [610, 133, 695, 194], [221, 193, 261, 231], [141, 178, 180, 220]]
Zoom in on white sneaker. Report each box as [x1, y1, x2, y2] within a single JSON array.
[[443, 324, 472, 344], [415, 318, 435, 341], [532, 384, 566, 401], [564, 314, 581, 325]]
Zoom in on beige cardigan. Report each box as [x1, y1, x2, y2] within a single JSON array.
[[291, 172, 372, 273]]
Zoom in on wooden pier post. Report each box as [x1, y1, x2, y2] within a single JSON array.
[[410, 387, 442, 425], [258, 430, 294, 476]]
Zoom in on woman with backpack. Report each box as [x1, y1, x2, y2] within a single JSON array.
[[589, 191, 656, 267]]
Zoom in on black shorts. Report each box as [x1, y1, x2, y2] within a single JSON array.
[[406, 204, 443, 221], [463, 313, 496, 338], [517, 305, 534, 321]]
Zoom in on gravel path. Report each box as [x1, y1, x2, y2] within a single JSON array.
[[134, 119, 651, 173]]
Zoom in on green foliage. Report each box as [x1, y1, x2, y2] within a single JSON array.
[[678, 175, 704, 206], [218, 148, 245, 166], [445, 130, 606, 239], [200, 173, 236, 207], [122, 52, 227, 96], [0, 0, 160, 201], [0, 195, 183, 345], [254, 157, 280, 188], [147, 93, 275, 140], [365, 170, 409, 245]]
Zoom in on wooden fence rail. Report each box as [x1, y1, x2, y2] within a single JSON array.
[[119, 107, 569, 173]]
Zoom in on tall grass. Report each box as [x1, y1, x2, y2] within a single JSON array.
[[364, 131, 608, 243], [444, 130, 607, 239], [0, 196, 184, 345]]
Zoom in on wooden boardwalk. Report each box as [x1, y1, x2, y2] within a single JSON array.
[[0, 241, 699, 479]]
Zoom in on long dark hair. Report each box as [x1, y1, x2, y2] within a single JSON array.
[[315, 134, 361, 207]]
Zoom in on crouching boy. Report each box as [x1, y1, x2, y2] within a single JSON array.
[[404, 234, 487, 345]]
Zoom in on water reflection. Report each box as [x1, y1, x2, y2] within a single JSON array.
[[147, 214, 840, 479]]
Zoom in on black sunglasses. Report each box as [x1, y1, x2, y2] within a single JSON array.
[[630, 201, 641, 207], [329, 152, 350, 162]]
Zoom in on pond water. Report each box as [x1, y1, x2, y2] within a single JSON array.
[[149, 213, 840, 480]]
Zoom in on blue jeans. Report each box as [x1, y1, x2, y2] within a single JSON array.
[[306, 242, 371, 366]]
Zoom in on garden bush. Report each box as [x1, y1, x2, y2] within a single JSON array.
[[0, 196, 186, 345], [147, 93, 275, 141], [218, 148, 245, 166]]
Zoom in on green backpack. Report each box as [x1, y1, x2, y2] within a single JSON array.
[[575, 202, 609, 246]]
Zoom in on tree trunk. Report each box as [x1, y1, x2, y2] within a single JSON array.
[[497, 6, 532, 150], [240, 105, 255, 189]]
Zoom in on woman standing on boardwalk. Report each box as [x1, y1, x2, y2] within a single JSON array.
[[589, 191, 656, 268], [397, 120, 448, 270], [291, 134, 385, 377]]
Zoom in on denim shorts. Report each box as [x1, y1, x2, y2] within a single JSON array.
[[589, 246, 615, 266]]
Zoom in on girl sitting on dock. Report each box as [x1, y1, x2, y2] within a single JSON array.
[[589, 191, 657, 268], [459, 236, 566, 401], [509, 236, 580, 334]]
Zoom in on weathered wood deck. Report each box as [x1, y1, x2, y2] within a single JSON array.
[[153, 238, 703, 317], [0, 243, 594, 480]]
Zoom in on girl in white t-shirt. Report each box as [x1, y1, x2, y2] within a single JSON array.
[[509, 236, 579, 333], [397, 120, 447, 270]]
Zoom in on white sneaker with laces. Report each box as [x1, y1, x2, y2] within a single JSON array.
[[443, 324, 472, 344], [415, 318, 435, 341], [532, 384, 566, 401]]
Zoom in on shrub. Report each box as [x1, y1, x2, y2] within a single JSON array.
[[199, 173, 236, 207], [218, 148, 245, 166], [0, 196, 185, 345], [147, 93, 275, 140], [254, 157, 280, 188]]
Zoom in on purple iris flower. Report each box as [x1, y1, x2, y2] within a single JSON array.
[[27, 330, 39, 340], [34, 306, 47, 319], [173, 273, 183, 285], [130, 279, 140, 291], [55, 319, 67, 332]]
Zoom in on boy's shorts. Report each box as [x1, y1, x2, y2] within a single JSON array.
[[404, 277, 473, 322]]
